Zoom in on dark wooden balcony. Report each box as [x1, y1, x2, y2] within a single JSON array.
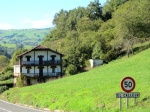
[[22, 73, 39, 77], [22, 72, 61, 77], [44, 72, 61, 77], [43, 60, 61, 65], [21, 60, 61, 66]]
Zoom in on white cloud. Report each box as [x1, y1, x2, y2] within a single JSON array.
[[32, 19, 52, 28], [22, 18, 53, 29], [0, 23, 13, 30], [43, 13, 50, 17]]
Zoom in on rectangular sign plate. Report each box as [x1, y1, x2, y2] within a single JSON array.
[[116, 92, 140, 98]]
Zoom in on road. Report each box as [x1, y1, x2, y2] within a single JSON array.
[[0, 100, 49, 112]]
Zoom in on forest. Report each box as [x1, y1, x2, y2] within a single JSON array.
[[42, 0, 150, 75]]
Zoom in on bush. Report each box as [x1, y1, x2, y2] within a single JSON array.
[[0, 71, 13, 81], [0, 85, 8, 93], [16, 76, 24, 87], [2, 66, 13, 73], [85, 60, 90, 67], [66, 64, 77, 75]]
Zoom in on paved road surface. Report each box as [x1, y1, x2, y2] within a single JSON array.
[[0, 100, 49, 112]]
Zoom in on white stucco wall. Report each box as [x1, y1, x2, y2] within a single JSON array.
[[22, 50, 61, 62], [14, 66, 20, 73], [14, 65, 20, 74], [35, 51, 47, 61], [14, 77, 17, 83], [43, 66, 47, 73], [22, 52, 34, 61], [48, 66, 52, 73], [48, 51, 60, 60], [22, 67, 26, 73], [22, 67, 34, 74], [56, 66, 61, 72], [47, 66, 61, 73], [35, 66, 39, 73], [30, 67, 34, 73]]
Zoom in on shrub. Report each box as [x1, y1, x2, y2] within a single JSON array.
[[66, 64, 77, 75], [85, 60, 90, 67], [0, 71, 13, 81], [0, 85, 8, 93], [2, 66, 13, 73], [16, 75, 24, 87]]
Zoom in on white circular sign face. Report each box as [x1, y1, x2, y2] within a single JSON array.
[[121, 77, 135, 93]]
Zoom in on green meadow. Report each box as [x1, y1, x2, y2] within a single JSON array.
[[1, 48, 150, 112]]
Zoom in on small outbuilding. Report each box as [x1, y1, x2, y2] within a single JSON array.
[[89, 59, 103, 68]]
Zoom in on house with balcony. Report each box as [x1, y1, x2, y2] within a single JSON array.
[[14, 45, 63, 85]]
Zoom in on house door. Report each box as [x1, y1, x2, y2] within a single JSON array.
[[38, 56, 43, 65], [51, 66, 56, 76], [39, 67, 43, 77], [52, 56, 55, 61], [27, 79, 31, 85], [51, 55, 56, 63], [52, 67, 55, 73], [26, 56, 31, 61]]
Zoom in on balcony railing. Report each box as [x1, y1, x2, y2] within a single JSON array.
[[22, 72, 61, 77], [22, 73, 39, 77], [21, 60, 61, 66]]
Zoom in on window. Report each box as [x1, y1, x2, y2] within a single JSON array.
[[51, 66, 56, 73], [27, 68, 30, 73], [26, 56, 31, 61], [38, 55, 44, 64], [26, 67, 31, 73], [52, 67, 55, 73], [51, 55, 56, 61]]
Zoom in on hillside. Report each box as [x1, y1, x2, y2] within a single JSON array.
[[42, 0, 150, 75], [0, 28, 52, 49], [1, 48, 150, 111]]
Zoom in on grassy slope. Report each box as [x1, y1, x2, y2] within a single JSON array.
[[1, 48, 150, 112]]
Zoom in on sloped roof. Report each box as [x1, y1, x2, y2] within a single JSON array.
[[34, 45, 51, 49], [17, 45, 64, 57]]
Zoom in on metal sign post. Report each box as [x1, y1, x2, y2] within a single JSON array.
[[126, 98, 128, 108], [119, 98, 122, 111], [134, 98, 136, 105], [116, 77, 140, 111]]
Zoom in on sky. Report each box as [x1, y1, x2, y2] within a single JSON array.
[[0, 0, 106, 30]]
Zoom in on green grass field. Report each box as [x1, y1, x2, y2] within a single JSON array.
[[1, 48, 150, 112]]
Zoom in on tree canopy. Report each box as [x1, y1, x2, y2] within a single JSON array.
[[42, 0, 150, 75]]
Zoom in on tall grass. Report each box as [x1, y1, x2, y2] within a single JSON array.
[[1, 48, 150, 112]]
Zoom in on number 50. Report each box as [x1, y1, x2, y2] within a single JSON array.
[[124, 81, 132, 88]]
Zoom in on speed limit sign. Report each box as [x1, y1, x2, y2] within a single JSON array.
[[121, 77, 135, 93]]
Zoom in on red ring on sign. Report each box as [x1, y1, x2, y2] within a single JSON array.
[[121, 77, 135, 93]]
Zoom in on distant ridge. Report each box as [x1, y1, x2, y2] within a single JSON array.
[[0, 27, 53, 48], [0, 27, 54, 31]]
